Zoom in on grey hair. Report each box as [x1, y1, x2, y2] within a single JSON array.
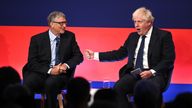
[[47, 11, 66, 25], [132, 7, 154, 22]]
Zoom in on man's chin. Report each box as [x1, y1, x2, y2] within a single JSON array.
[[60, 30, 65, 34], [137, 32, 142, 35]]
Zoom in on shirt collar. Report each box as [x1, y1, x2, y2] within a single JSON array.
[[49, 30, 59, 41], [145, 26, 153, 38]]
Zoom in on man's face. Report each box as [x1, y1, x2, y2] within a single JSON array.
[[133, 17, 152, 36], [50, 17, 67, 35]]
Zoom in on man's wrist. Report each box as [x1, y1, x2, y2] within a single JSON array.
[[150, 69, 156, 76], [94, 52, 99, 60], [64, 63, 70, 69]]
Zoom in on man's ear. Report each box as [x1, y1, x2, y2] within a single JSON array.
[[49, 22, 54, 27], [148, 21, 153, 26]]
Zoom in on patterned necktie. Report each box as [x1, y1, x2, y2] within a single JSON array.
[[135, 36, 146, 69], [55, 37, 60, 65]]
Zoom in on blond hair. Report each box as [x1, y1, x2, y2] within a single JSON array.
[[132, 7, 154, 22]]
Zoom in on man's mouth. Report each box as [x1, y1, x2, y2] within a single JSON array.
[[136, 28, 141, 32]]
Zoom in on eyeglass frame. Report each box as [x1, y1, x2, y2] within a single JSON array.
[[52, 21, 67, 26]]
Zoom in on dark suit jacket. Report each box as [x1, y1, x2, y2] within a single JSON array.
[[99, 27, 175, 86], [23, 30, 83, 78]]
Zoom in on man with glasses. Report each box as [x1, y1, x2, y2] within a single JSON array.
[[85, 7, 175, 108], [23, 11, 83, 108]]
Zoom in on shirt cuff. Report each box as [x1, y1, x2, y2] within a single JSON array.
[[94, 52, 99, 60], [48, 68, 52, 74], [64, 63, 70, 69], [150, 69, 156, 76]]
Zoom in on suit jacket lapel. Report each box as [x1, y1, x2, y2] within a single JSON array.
[[128, 34, 140, 67], [134, 34, 140, 51], [59, 33, 68, 61], [148, 27, 158, 57], [44, 31, 52, 62]]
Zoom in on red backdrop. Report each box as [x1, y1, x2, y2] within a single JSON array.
[[0, 26, 191, 84]]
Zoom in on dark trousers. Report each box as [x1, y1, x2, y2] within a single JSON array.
[[23, 72, 68, 108], [113, 73, 165, 108]]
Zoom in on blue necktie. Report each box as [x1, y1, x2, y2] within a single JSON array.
[[135, 36, 146, 69], [55, 37, 60, 65]]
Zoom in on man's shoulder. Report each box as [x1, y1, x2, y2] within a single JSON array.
[[153, 27, 171, 34], [130, 32, 138, 36], [31, 31, 49, 39], [61, 30, 75, 38], [128, 32, 139, 39], [64, 30, 75, 35], [31, 31, 48, 39]]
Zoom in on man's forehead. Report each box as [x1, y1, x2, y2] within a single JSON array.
[[54, 16, 66, 21], [133, 17, 145, 21]]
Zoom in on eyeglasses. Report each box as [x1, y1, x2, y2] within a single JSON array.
[[52, 21, 67, 26]]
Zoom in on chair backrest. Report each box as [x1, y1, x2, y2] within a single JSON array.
[[163, 66, 174, 92]]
